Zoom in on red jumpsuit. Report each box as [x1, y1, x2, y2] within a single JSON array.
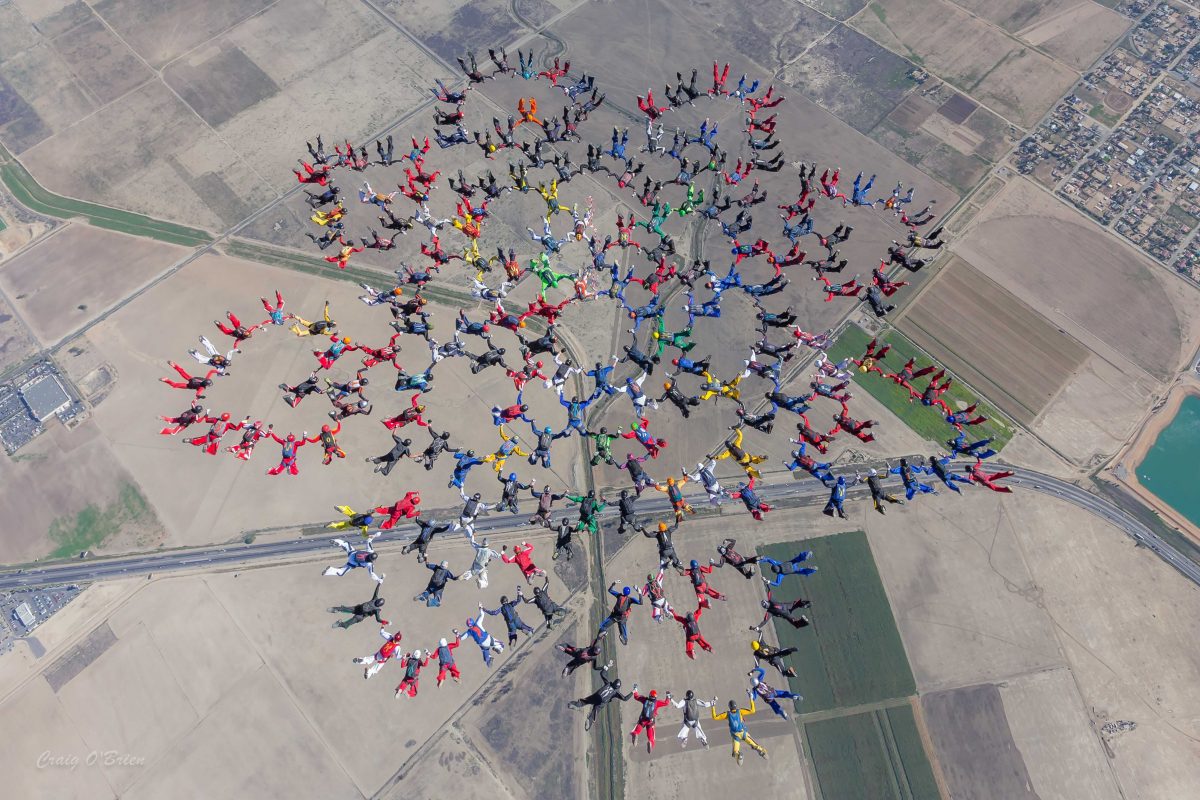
[[186, 417, 243, 455], [629, 692, 671, 751], [318, 422, 344, 465], [395, 653, 430, 697], [681, 564, 725, 607], [967, 460, 1014, 493], [226, 424, 270, 460], [672, 607, 713, 659], [161, 363, 216, 397], [267, 434, 314, 476], [382, 393, 428, 429], [377, 492, 422, 529], [502, 543, 545, 582], [436, 639, 461, 685], [159, 405, 206, 435], [214, 311, 257, 343]]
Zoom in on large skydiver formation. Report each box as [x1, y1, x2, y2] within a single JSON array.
[[157, 50, 1009, 764]]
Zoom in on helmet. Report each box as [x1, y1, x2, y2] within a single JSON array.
[[500, 595, 509, 605], [479, 538, 488, 547], [544, 426, 553, 434], [690, 560, 698, 569], [439, 638, 447, 647], [286, 433, 296, 442], [322, 424, 331, 433], [612, 679, 622, 689], [377, 598, 385, 607], [465, 449, 476, 457], [868, 468, 878, 476], [392, 287, 403, 295], [342, 337, 352, 344], [392, 631, 404, 642], [220, 412, 231, 421], [671, 358, 680, 366], [751, 640, 761, 651], [535, 360, 543, 368], [685, 689, 694, 700], [666, 477, 675, 486], [519, 404, 528, 412], [472, 493, 481, 501], [330, 335, 339, 342], [649, 689, 657, 698], [622, 586, 631, 596], [508, 473, 517, 481], [761, 600, 770, 610], [482, 323, 490, 332], [620, 489, 628, 498], [657, 522, 668, 532], [364, 552, 377, 562], [412, 649, 422, 659], [728, 700, 737, 710], [496, 348, 505, 355], [440, 560, 449, 568], [360, 377, 369, 386], [664, 382, 672, 391]]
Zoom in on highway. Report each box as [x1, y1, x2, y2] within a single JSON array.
[[2, 464, 1197, 590]]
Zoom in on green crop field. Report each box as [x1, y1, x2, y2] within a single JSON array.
[[47, 483, 155, 560], [804, 705, 940, 800], [0, 145, 212, 247], [825, 323, 1014, 450], [758, 532, 914, 712]]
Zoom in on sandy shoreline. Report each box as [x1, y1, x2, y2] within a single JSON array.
[[1111, 376, 1200, 544]]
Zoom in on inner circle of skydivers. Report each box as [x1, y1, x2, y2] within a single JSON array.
[[157, 51, 1009, 761]]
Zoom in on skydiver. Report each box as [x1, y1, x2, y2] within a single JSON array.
[[568, 663, 634, 730]]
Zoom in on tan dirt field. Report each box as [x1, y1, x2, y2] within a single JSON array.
[[952, 177, 1200, 382], [852, 0, 1079, 129], [972, 46, 1080, 129], [88, 0, 275, 70], [868, 486, 1200, 799], [378, 730, 520, 800], [943, 0, 1076, 30], [1013, 1, 1132, 71], [1012, 492, 1200, 800], [898, 255, 1090, 425], [608, 513, 853, 800], [999, 667, 1123, 800], [0, 545, 573, 799], [0, 40, 96, 137], [0, 421, 164, 563], [0, 290, 39, 373], [82, 251, 584, 547], [0, 224, 190, 345], [19, 80, 269, 233], [211, 23, 441, 196], [1032, 355, 1161, 467]]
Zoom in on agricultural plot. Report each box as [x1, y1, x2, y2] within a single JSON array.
[[804, 705, 940, 800], [758, 532, 914, 713], [898, 256, 1090, 426], [824, 324, 1015, 450]]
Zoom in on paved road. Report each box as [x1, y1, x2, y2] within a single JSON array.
[[2, 464, 1197, 590]]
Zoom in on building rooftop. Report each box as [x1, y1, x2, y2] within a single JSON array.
[[14, 603, 34, 629], [20, 375, 70, 422]]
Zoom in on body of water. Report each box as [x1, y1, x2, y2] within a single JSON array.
[[1137, 394, 1200, 528]]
